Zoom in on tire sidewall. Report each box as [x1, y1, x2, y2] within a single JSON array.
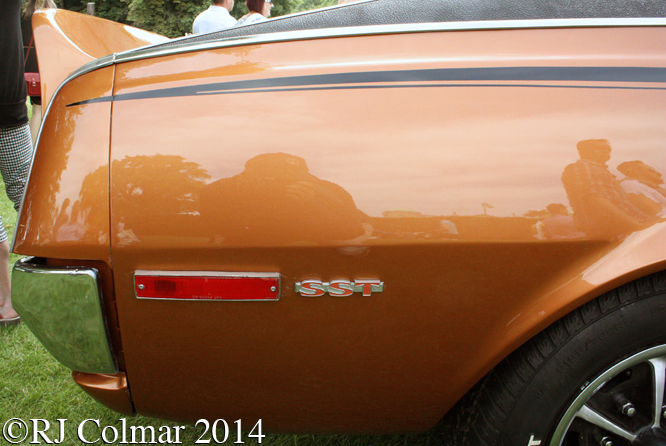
[[500, 293, 666, 446]]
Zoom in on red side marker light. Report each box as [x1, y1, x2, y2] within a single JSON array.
[[135, 271, 280, 301]]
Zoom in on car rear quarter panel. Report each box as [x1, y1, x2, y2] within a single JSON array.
[[20, 25, 666, 432], [14, 67, 114, 264]]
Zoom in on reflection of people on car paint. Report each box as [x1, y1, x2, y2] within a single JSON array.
[[115, 216, 140, 247], [200, 153, 367, 245], [561, 139, 653, 240], [55, 200, 86, 242], [534, 203, 585, 240], [618, 161, 666, 218]]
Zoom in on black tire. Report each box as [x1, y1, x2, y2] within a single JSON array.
[[442, 270, 666, 446]]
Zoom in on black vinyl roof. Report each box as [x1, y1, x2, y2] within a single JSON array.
[[152, 0, 666, 50]]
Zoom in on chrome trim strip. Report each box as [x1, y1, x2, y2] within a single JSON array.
[[134, 270, 282, 302], [116, 18, 666, 64], [11, 258, 117, 374]]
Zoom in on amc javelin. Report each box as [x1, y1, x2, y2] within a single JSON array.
[[11, 0, 666, 445]]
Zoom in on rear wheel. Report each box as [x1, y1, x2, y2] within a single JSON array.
[[443, 271, 666, 446], [552, 345, 666, 446]]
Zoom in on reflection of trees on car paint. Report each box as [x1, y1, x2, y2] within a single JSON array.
[[53, 162, 112, 245], [19, 101, 81, 244], [51, 154, 212, 247], [94, 144, 666, 248], [110, 155, 210, 244]]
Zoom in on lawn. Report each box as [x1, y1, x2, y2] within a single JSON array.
[[0, 178, 445, 445]]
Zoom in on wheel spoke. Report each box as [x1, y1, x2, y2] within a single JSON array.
[[648, 357, 666, 428], [576, 405, 637, 442]]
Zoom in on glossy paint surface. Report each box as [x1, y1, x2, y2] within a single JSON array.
[[72, 372, 133, 416], [15, 23, 666, 432], [100, 26, 666, 431], [14, 67, 113, 262], [32, 9, 167, 107]]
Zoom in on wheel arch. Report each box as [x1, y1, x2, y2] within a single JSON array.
[[440, 261, 666, 444], [445, 224, 666, 425]]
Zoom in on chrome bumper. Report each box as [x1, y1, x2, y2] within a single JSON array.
[[12, 257, 117, 374]]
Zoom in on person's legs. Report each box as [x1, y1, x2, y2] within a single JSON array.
[[29, 102, 41, 147], [0, 123, 32, 211], [0, 240, 17, 321], [0, 123, 33, 323]]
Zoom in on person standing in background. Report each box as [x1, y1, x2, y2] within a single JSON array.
[[0, 0, 35, 326], [193, 0, 237, 34], [235, 0, 273, 26], [22, 0, 57, 147]]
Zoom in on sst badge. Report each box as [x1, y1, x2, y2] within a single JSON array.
[[295, 279, 384, 297]]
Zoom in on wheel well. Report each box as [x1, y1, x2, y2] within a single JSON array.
[[438, 269, 666, 445]]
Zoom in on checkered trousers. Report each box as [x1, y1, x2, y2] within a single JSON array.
[[0, 123, 33, 242]]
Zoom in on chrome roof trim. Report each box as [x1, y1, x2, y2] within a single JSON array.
[[115, 17, 666, 64], [67, 54, 117, 80]]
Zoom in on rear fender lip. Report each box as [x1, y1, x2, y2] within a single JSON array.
[[72, 371, 134, 416]]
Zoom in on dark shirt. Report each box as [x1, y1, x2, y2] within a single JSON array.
[[0, 0, 29, 128], [22, 17, 39, 74]]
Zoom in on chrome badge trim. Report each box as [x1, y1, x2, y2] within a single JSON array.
[[295, 279, 384, 297]]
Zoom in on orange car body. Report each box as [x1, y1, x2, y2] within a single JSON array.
[[11, 2, 666, 434]]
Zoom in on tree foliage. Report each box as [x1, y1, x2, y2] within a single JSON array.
[[55, 0, 129, 23], [126, 0, 208, 37], [52, 0, 336, 37], [294, 0, 336, 13], [263, 0, 302, 18]]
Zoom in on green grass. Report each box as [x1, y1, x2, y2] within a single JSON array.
[[0, 179, 446, 445]]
